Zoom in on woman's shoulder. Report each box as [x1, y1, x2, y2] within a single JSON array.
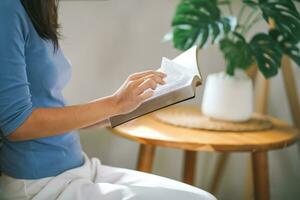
[[0, 0, 25, 14], [0, 0, 29, 36], [0, 0, 29, 24]]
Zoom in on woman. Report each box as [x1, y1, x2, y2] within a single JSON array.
[[0, 0, 215, 199]]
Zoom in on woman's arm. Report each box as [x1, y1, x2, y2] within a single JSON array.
[[8, 71, 166, 141]]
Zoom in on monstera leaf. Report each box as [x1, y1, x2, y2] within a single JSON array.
[[220, 33, 254, 75], [249, 33, 283, 78], [244, 0, 300, 42], [171, 0, 236, 51], [269, 29, 300, 65], [168, 0, 300, 79]]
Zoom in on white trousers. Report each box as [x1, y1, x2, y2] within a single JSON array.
[[0, 154, 216, 200]]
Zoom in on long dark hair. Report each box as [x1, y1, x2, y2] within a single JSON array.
[[20, 0, 60, 50]]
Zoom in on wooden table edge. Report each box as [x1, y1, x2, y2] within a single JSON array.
[[108, 127, 300, 152]]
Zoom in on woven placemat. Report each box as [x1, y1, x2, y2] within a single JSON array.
[[153, 106, 273, 132]]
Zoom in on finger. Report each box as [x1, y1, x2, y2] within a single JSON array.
[[131, 74, 165, 88], [139, 90, 154, 101], [155, 71, 167, 78], [143, 74, 166, 85], [129, 70, 166, 81], [129, 70, 155, 80], [137, 79, 157, 94], [129, 77, 146, 88]]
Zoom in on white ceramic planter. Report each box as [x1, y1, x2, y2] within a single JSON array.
[[201, 70, 253, 122]]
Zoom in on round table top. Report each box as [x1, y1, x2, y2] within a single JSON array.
[[109, 105, 300, 152]]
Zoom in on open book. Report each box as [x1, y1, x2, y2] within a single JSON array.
[[109, 46, 202, 127]]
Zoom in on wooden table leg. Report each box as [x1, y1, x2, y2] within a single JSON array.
[[252, 151, 270, 200], [136, 144, 156, 173], [209, 153, 229, 194], [182, 150, 197, 185], [244, 156, 254, 200]]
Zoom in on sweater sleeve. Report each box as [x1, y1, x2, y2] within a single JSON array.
[[0, 2, 33, 136]]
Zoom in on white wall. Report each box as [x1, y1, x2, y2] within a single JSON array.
[[59, 1, 300, 199]]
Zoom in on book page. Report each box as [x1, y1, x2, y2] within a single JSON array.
[[173, 46, 200, 77], [150, 57, 193, 98]]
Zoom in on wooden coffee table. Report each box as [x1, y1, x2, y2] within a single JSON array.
[[108, 105, 299, 200]]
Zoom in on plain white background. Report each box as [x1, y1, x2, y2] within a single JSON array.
[[59, 0, 300, 199]]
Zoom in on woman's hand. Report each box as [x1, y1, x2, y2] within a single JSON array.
[[112, 70, 166, 115]]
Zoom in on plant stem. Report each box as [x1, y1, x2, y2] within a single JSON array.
[[237, 4, 246, 25], [226, 65, 235, 76], [227, 1, 233, 15], [240, 9, 257, 34], [242, 14, 262, 35], [218, 0, 233, 15]]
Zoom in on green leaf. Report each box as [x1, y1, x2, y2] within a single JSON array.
[[270, 29, 300, 65], [220, 32, 254, 75], [171, 0, 236, 51], [245, 0, 300, 42], [250, 33, 283, 78]]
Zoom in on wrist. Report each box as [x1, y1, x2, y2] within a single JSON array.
[[107, 94, 122, 117]]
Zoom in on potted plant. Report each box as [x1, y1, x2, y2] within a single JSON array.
[[166, 0, 300, 121]]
